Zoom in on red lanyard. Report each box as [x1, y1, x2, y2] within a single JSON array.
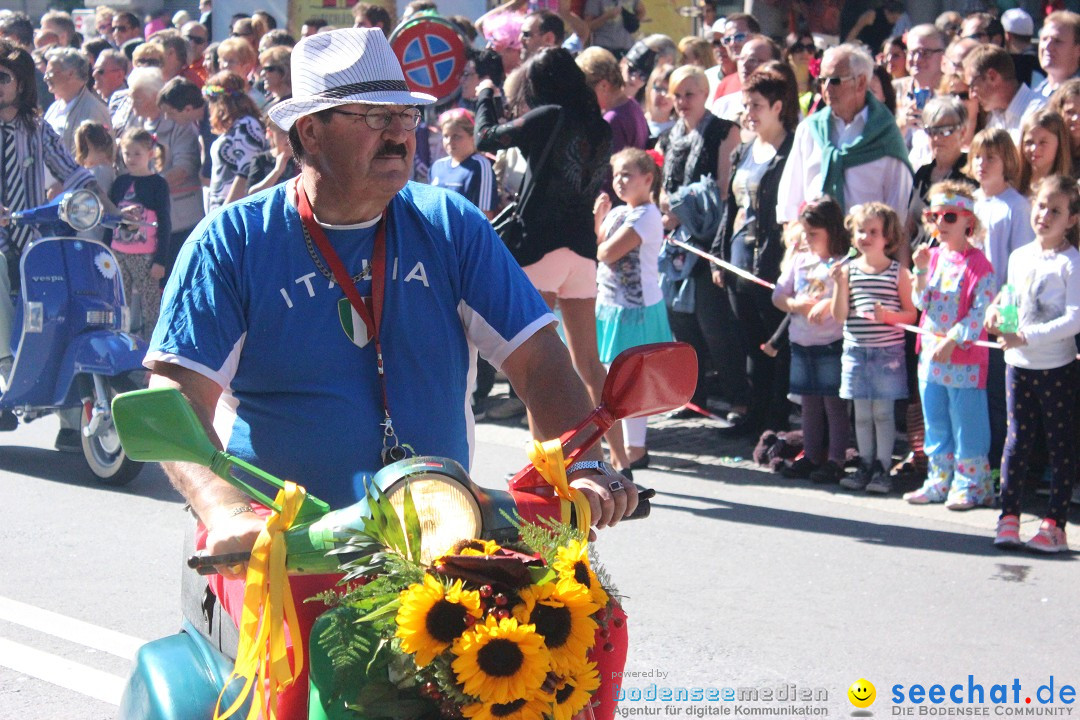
[[296, 181, 408, 463]]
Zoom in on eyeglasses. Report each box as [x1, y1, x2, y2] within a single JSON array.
[[184, 34, 208, 45], [520, 30, 534, 38], [926, 123, 962, 138], [232, 31, 254, 38], [112, 25, 133, 33], [461, 69, 476, 78], [964, 31, 990, 41], [330, 107, 423, 131], [0, 71, 12, 85], [261, 65, 285, 74], [820, 75, 854, 87], [925, 209, 971, 224], [907, 48, 944, 60], [721, 32, 748, 46], [789, 43, 815, 53], [951, 90, 970, 101]]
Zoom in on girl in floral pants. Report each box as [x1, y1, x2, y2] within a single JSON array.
[[905, 181, 997, 510]]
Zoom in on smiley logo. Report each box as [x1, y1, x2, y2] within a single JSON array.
[[848, 679, 876, 708]]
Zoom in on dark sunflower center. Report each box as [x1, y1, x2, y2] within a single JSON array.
[[556, 683, 577, 704], [573, 562, 592, 588], [531, 604, 572, 649], [491, 699, 528, 717], [476, 638, 525, 677], [425, 600, 468, 643], [462, 540, 486, 552]]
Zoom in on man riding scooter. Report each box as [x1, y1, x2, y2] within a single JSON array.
[[145, 28, 640, 718], [0, 40, 116, 449]]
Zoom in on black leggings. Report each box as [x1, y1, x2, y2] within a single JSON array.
[[1000, 362, 1077, 527]]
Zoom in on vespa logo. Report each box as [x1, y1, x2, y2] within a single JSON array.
[[31, 275, 65, 282]]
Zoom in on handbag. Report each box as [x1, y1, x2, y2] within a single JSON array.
[[621, 5, 640, 34], [492, 110, 564, 265]]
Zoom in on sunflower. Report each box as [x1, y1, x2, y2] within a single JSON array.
[[552, 540, 609, 609], [512, 582, 598, 675], [551, 663, 601, 720], [456, 539, 502, 557], [396, 574, 482, 667], [462, 693, 552, 720], [451, 615, 551, 703]]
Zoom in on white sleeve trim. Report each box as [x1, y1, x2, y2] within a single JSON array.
[[142, 332, 247, 391], [458, 300, 557, 371]]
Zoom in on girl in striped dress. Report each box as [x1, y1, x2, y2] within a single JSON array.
[[831, 203, 917, 494]]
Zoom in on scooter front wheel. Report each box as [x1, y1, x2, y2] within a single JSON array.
[[82, 373, 144, 486]]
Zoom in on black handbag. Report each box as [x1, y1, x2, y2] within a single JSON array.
[[621, 5, 640, 34], [492, 110, 564, 265]]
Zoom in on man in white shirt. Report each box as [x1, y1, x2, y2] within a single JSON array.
[[709, 34, 780, 121], [43, 47, 111, 155], [1033, 10, 1080, 97], [777, 43, 913, 221], [963, 43, 1045, 143]]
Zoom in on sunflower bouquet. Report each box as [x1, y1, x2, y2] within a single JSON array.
[[313, 486, 618, 720]]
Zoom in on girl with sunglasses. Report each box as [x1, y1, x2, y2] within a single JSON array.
[[905, 181, 997, 509], [986, 174, 1080, 553]]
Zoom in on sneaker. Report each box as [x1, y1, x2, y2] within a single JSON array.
[[865, 462, 894, 494], [993, 515, 1023, 550], [55, 428, 82, 454], [1026, 519, 1069, 554], [809, 460, 844, 484], [781, 456, 818, 479], [839, 461, 872, 491], [486, 396, 525, 420]]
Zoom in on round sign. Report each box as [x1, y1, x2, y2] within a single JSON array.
[[389, 16, 468, 104]]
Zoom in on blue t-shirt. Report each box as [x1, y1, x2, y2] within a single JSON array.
[[429, 153, 496, 212], [146, 179, 554, 509]]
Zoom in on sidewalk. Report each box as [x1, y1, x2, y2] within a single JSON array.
[[475, 387, 1080, 533]]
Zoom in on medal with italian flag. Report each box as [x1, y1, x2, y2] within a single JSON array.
[[338, 296, 374, 348]]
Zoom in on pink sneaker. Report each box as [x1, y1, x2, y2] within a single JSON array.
[[1026, 519, 1069, 554], [994, 515, 1022, 549]]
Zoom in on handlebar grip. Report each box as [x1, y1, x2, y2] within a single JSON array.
[[626, 486, 654, 520], [187, 551, 251, 576]]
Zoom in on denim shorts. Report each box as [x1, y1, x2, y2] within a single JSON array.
[[790, 340, 843, 396], [840, 343, 909, 400]]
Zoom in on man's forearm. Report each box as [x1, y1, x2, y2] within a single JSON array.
[[504, 325, 604, 462]]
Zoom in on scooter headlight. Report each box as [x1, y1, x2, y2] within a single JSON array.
[[383, 466, 483, 564], [59, 189, 103, 232]]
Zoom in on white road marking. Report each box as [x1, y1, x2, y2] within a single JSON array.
[[0, 637, 126, 705], [0, 595, 145, 660]]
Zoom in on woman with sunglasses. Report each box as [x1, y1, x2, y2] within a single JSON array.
[[258, 46, 292, 108], [784, 32, 816, 97], [912, 97, 971, 210], [906, 180, 997, 510]]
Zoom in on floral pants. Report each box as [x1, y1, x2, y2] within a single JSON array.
[[916, 380, 994, 505], [115, 251, 160, 339]]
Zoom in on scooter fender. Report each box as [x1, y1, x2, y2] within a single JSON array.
[[119, 620, 248, 720], [53, 330, 146, 405]]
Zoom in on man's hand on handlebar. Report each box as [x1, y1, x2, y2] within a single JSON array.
[[569, 474, 640, 534], [202, 503, 266, 580]]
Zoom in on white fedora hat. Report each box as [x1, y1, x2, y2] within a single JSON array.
[[269, 27, 436, 131]]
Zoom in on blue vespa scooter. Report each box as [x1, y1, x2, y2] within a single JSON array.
[[1, 189, 148, 485]]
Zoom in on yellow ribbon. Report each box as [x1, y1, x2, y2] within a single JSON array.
[[527, 439, 592, 536], [214, 482, 306, 720]]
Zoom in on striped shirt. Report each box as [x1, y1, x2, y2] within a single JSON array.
[[0, 117, 94, 252], [843, 260, 905, 347], [429, 153, 496, 212]]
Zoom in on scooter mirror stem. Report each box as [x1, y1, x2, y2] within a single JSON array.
[[208, 452, 331, 523]]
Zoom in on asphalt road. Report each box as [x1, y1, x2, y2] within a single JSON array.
[[1, 415, 1078, 720]]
